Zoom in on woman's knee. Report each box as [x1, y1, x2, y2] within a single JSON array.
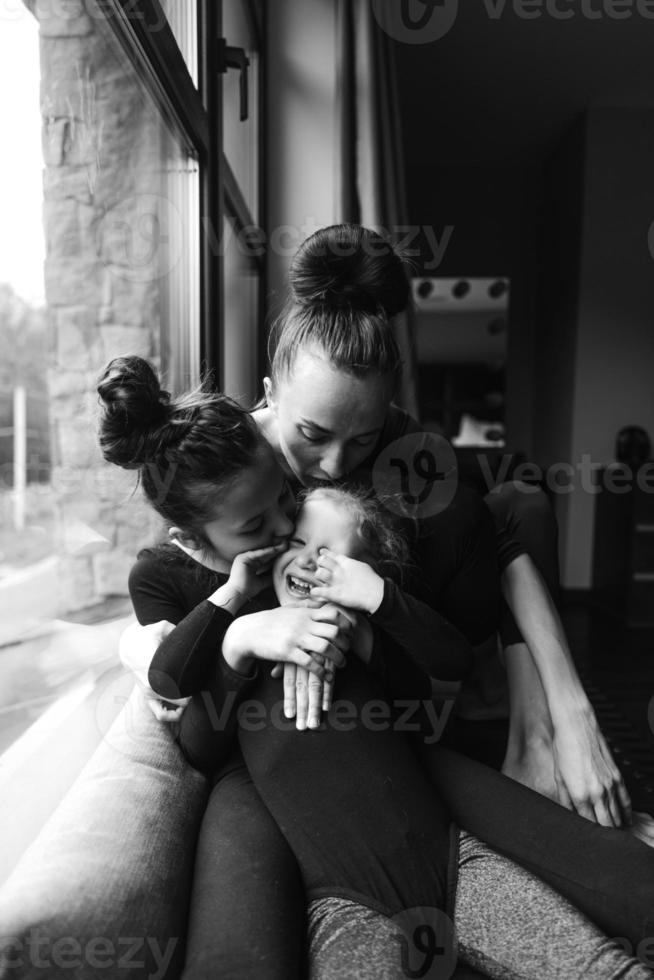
[[485, 480, 556, 536]]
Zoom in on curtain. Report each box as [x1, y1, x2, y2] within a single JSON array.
[[337, 0, 420, 418]]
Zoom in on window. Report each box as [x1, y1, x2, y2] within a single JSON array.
[[219, 0, 266, 403], [0, 0, 265, 838]]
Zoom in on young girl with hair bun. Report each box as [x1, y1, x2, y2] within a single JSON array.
[[256, 222, 632, 833], [99, 356, 654, 980]]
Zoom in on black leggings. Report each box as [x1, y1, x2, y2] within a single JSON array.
[[182, 746, 654, 979], [183, 757, 306, 980]]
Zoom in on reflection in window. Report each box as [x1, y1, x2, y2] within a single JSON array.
[[0, 2, 200, 756]]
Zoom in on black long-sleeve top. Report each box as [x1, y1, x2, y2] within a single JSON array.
[[128, 543, 473, 710]]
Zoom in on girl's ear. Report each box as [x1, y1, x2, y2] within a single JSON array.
[[263, 376, 276, 412], [169, 526, 200, 551]]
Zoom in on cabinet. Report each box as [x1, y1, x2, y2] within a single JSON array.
[[592, 464, 654, 627]]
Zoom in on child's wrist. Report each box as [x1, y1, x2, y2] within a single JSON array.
[[362, 574, 385, 616], [208, 582, 248, 614], [223, 621, 256, 674]]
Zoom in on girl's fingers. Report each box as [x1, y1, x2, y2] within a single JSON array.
[[306, 617, 352, 647], [295, 666, 309, 729], [313, 566, 331, 583], [293, 649, 328, 678], [283, 663, 297, 718], [311, 604, 354, 631], [301, 634, 347, 664], [317, 550, 338, 569], [322, 676, 334, 713], [306, 670, 324, 730]]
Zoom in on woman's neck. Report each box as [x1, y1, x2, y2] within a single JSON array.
[[251, 406, 295, 480]]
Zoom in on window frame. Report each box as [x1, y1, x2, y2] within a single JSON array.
[[100, 0, 266, 390], [219, 0, 267, 394]]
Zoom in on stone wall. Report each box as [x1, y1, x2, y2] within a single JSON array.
[[34, 0, 172, 611]]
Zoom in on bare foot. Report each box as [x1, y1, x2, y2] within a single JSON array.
[[629, 811, 654, 848], [501, 737, 561, 805]]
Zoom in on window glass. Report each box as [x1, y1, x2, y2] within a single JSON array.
[[0, 2, 200, 759], [223, 0, 260, 223], [159, 0, 199, 87]]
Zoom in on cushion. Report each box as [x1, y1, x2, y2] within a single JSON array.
[[0, 686, 208, 979]]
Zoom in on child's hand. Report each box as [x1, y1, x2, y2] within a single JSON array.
[[310, 549, 385, 615], [223, 604, 351, 677], [282, 662, 333, 730], [228, 543, 287, 601]]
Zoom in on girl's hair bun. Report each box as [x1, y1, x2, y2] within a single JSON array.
[[289, 224, 409, 318], [97, 356, 171, 468]]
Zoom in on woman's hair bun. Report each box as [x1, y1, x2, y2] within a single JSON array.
[[289, 224, 409, 318], [97, 356, 171, 468]]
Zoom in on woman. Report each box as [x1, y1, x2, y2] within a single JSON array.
[[253, 221, 629, 828]]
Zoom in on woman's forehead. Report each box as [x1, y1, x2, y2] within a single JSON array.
[[283, 349, 390, 428]]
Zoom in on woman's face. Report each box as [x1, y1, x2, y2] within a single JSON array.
[[265, 344, 393, 486], [199, 443, 296, 567], [272, 494, 363, 605]]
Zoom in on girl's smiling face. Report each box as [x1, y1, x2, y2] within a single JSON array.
[[272, 493, 364, 605]]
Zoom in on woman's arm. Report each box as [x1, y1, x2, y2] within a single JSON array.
[[501, 553, 631, 827]]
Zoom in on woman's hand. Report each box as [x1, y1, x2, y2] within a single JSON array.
[[223, 603, 352, 677], [227, 542, 288, 602], [550, 712, 632, 827], [310, 549, 384, 614], [502, 709, 632, 827], [500, 556, 632, 828]]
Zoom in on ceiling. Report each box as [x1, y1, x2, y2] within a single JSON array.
[[393, 3, 654, 167]]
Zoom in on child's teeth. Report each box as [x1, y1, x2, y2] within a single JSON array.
[[289, 575, 310, 594]]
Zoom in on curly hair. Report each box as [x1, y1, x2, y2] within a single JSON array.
[[301, 485, 411, 584]]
